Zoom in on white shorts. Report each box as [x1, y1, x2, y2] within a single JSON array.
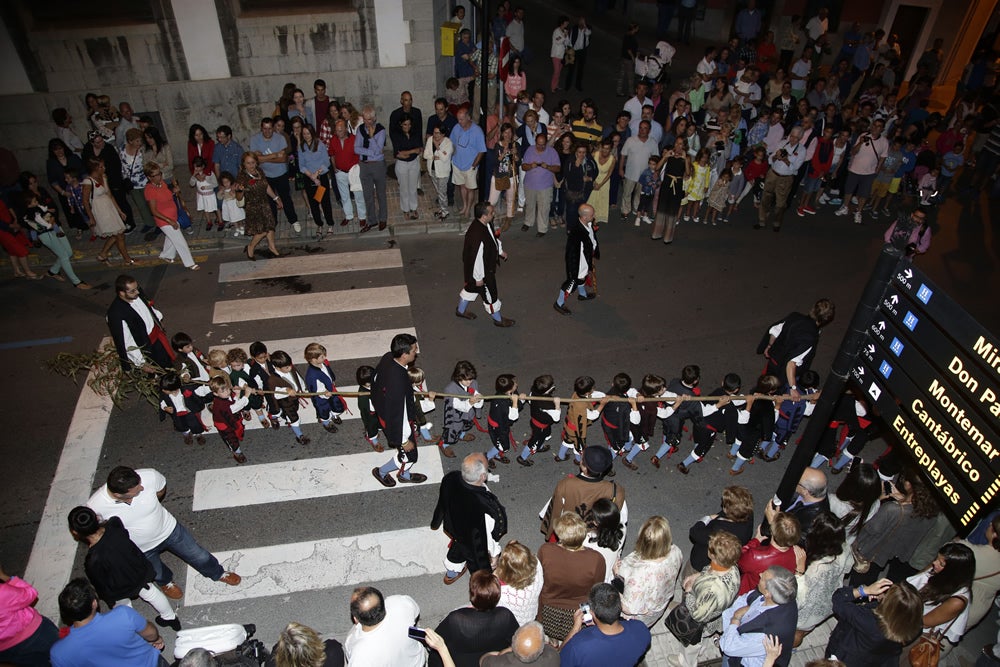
[[452, 166, 479, 188]]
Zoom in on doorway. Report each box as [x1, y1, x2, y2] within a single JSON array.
[[889, 5, 930, 75]]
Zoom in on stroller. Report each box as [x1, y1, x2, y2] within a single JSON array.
[[172, 623, 268, 666], [635, 40, 676, 86]]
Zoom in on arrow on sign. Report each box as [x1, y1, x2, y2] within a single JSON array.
[[889, 294, 899, 305], [855, 365, 865, 377], [866, 344, 876, 355], [878, 321, 886, 331], [904, 268, 913, 279]]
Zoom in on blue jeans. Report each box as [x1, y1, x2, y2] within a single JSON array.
[[144, 522, 224, 585]]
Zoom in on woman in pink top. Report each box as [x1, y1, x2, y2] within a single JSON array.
[[504, 56, 527, 104], [0, 564, 59, 665]]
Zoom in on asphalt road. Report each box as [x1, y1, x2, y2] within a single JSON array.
[[2, 0, 999, 659]]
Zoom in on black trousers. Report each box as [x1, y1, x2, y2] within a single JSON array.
[[266, 174, 298, 223], [305, 173, 334, 226], [563, 49, 588, 90]]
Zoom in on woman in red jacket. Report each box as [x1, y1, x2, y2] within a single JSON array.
[[738, 502, 806, 595], [796, 126, 835, 216], [186, 124, 215, 176]]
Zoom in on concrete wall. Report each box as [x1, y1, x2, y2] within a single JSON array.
[[0, 0, 446, 184]]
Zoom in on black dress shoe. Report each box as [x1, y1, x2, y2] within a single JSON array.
[[521, 224, 530, 231], [577, 292, 596, 301], [332, 415, 343, 425], [378, 221, 387, 231], [553, 302, 572, 315], [493, 317, 515, 327], [372, 467, 396, 487], [397, 472, 427, 483], [155, 615, 181, 631], [455, 309, 477, 320], [516, 456, 534, 466]]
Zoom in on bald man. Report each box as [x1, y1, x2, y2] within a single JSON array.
[[553, 204, 599, 316], [344, 586, 424, 666], [755, 125, 806, 232], [430, 453, 508, 585], [481, 621, 561, 665], [763, 466, 829, 545]]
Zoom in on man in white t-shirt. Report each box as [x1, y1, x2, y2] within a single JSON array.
[[87, 467, 241, 600], [618, 122, 660, 216], [836, 119, 888, 224], [790, 51, 811, 99], [696, 47, 718, 93], [623, 82, 650, 125], [344, 587, 425, 667], [804, 8, 829, 43]]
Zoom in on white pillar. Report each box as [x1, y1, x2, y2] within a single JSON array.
[[374, 0, 410, 68], [170, 0, 231, 80], [0, 13, 33, 95]]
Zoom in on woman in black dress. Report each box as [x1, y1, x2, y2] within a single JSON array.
[[652, 136, 691, 244]]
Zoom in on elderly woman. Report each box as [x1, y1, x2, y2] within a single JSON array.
[[738, 505, 806, 595], [424, 125, 454, 221], [83, 158, 134, 265], [236, 152, 284, 260], [537, 512, 605, 642], [143, 162, 199, 270], [795, 511, 851, 646], [496, 540, 545, 626], [269, 621, 344, 667], [826, 580, 924, 666], [615, 515, 684, 627], [688, 485, 755, 577], [430, 571, 519, 667], [0, 564, 59, 665]]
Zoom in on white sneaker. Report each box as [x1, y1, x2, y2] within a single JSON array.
[[292, 222, 302, 233], [818, 192, 829, 205], [854, 211, 862, 225], [634, 218, 640, 227], [834, 206, 849, 216], [642, 215, 652, 224], [683, 215, 691, 221]]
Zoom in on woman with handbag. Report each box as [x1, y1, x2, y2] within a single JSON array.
[[903, 542, 976, 664], [536, 512, 605, 643], [665, 531, 742, 666], [825, 579, 924, 666], [143, 162, 199, 270], [486, 123, 518, 232], [614, 516, 683, 627], [849, 468, 941, 587]]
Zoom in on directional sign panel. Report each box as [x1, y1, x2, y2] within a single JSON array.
[[850, 358, 990, 527]]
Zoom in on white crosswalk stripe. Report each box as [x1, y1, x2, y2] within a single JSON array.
[[218, 249, 402, 282], [192, 447, 445, 510], [212, 285, 410, 323]]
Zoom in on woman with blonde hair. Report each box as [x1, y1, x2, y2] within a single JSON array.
[[271, 621, 344, 667], [496, 540, 545, 626], [536, 512, 605, 642], [687, 485, 755, 577], [614, 515, 684, 626]]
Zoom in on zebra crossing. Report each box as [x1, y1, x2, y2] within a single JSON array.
[[178, 248, 452, 609]]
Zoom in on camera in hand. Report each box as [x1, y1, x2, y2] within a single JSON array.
[[580, 602, 594, 625]]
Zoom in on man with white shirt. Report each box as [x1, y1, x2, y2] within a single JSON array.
[[720, 567, 798, 667], [345, 587, 425, 667], [628, 105, 663, 146], [87, 466, 241, 601], [114, 103, 140, 150], [564, 17, 591, 92], [836, 119, 888, 224], [106, 275, 173, 373], [623, 82, 650, 124], [505, 7, 526, 57], [804, 8, 828, 43], [756, 126, 806, 232], [762, 110, 786, 155], [618, 121, 660, 217], [696, 47, 718, 93], [527, 90, 550, 126]]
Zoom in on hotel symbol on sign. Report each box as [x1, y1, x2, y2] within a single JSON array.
[[879, 361, 893, 379], [890, 338, 904, 356], [917, 284, 933, 304], [903, 312, 918, 331]]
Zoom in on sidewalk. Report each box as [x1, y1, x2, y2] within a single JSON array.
[[9, 175, 466, 271]]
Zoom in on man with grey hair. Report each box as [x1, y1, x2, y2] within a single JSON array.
[[430, 452, 507, 585], [720, 566, 797, 667], [178, 648, 218, 667], [481, 621, 560, 665], [755, 124, 806, 232], [354, 105, 389, 232]]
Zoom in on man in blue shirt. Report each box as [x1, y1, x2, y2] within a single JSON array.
[[249, 117, 299, 232], [354, 105, 389, 232], [50, 578, 166, 667], [212, 125, 244, 182], [449, 109, 487, 220], [735, 0, 763, 45], [560, 583, 651, 667]]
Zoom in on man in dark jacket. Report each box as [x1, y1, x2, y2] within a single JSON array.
[[456, 202, 515, 327], [106, 274, 174, 372], [371, 333, 428, 487], [759, 298, 835, 400], [431, 453, 507, 585], [553, 204, 598, 315], [720, 566, 798, 667]]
